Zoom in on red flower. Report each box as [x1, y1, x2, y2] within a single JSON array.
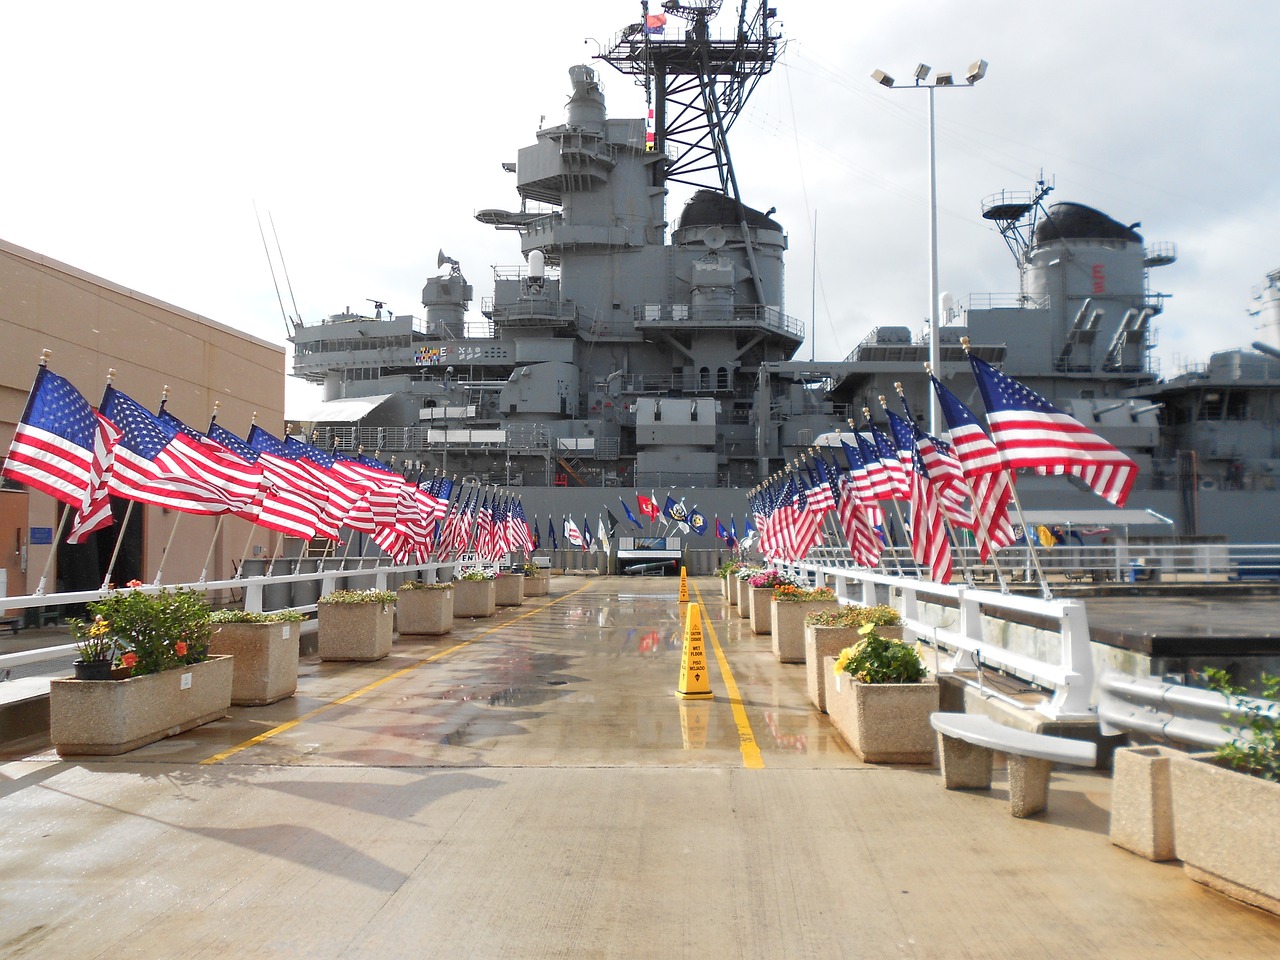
[[125, 579, 143, 588], [174, 641, 188, 656], [120, 652, 138, 668]]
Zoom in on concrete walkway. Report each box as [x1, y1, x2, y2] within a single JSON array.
[[2, 577, 1278, 959]]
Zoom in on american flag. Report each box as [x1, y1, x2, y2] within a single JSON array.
[[1, 366, 98, 506], [474, 491, 495, 559], [884, 404, 972, 530], [908, 443, 953, 583], [931, 375, 1017, 561], [802, 459, 836, 514], [67, 413, 123, 544], [841, 436, 879, 501], [865, 420, 911, 499], [246, 427, 342, 540], [99, 386, 256, 515], [835, 473, 884, 568], [207, 422, 321, 540], [512, 499, 535, 554], [970, 354, 1137, 507], [284, 438, 374, 532]]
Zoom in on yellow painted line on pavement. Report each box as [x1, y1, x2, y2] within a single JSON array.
[[692, 582, 764, 769], [199, 582, 595, 765]]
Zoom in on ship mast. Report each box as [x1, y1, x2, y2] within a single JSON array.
[[597, 1, 781, 303]]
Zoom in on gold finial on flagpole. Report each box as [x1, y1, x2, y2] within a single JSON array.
[[39, 349, 52, 367]]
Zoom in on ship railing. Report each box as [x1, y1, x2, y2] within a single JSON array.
[[1097, 671, 1277, 749], [631, 303, 805, 339], [773, 554, 1095, 720], [956, 292, 1051, 312]]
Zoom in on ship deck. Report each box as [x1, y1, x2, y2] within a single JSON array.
[[3, 577, 1280, 958]]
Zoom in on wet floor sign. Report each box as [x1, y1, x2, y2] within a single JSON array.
[[675, 601, 714, 699], [678, 566, 689, 603]]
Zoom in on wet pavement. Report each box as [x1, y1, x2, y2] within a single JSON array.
[[2, 577, 1279, 958]]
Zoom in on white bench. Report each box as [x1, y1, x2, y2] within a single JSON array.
[[930, 712, 1097, 818]]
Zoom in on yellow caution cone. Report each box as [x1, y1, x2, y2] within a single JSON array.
[[678, 566, 689, 603], [675, 602, 714, 700]]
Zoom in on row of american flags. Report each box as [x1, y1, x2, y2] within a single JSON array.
[[746, 346, 1138, 584], [0, 363, 548, 565]]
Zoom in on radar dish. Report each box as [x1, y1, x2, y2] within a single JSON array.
[[703, 225, 726, 250]]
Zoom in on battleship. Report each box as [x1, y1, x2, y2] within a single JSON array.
[[286, 1, 1280, 544]]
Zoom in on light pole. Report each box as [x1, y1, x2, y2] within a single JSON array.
[[872, 60, 988, 436]]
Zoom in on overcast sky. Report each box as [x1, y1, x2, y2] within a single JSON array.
[[5, 1, 1279, 412]]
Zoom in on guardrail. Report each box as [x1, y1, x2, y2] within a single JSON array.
[[772, 558, 1095, 720], [1097, 672, 1279, 748]]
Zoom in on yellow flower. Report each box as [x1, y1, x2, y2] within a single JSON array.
[[88, 616, 111, 639], [833, 647, 854, 675]]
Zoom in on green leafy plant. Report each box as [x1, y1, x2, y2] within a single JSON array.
[[210, 609, 305, 623], [833, 624, 926, 685], [77, 587, 212, 676], [806, 604, 901, 629], [521, 562, 544, 577], [717, 560, 741, 579], [318, 588, 397, 608], [773, 584, 835, 603], [1203, 667, 1280, 782], [398, 581, 454, 592]]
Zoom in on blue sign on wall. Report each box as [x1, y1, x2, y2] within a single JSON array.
[[29, 527, 53, 545]]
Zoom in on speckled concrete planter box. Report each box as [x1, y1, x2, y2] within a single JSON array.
[[748, 586, 774, 635], [823, 658, 938, 764], [1110, 745, 1178, 862], [725, 576, 737, 606], [772, 599, 838, 663], [805, 624, 864, 713], [49, 656, 233, 757], [397, 587, 454, 636], [209, 621, 298, 705], [1170, 751, 1280, 916], [317, 601, 394, 661], [735, 578, 752, 618], [495, 574, 525, 606], [453, 579, 497, 618], [523, 574, 550, 597]]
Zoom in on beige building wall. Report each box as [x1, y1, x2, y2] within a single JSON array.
[[0, 238, 286, 598]]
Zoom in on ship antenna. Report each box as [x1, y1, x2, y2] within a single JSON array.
[[269, 211, 303, 329], [254, 201, 293, 339]]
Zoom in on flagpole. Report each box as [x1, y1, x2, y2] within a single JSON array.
[[35, 507, 73, 597], [100, 501, 135, 591], [1006, 481, 1054, 600], [198, 514, 227, 583], [152, 511, 184, 586]]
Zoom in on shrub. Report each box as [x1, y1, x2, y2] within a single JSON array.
[[1204, 667, 1280, 782], [75, 587, 212, 676], [833, 625, 926, 684], [210, 609, 305, 623], [398, 581, 454, 592], [806, 604, 900, 628], [319, 589, 396, 608]]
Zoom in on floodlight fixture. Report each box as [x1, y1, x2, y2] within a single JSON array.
[[871, 69, 894, 87], [934, 71, 954, 86], [914, 63, 931, 82], [966, 59, 988, 84]]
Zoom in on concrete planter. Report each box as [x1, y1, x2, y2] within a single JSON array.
[[734, 578, 752, 618], [748, 586, 774, 635], [1170, 752, 1280, 916], [523, 573, 550, 597], [49, 656, 233, 757], [823, 657, 938, 764], [771, 599, 838, 663], [1109, 745, 1179, 862], [209, 621, 298, 705], [397, 587, 454, 636], [317, 600, 395, 661], [725, 576, 737, 607], [805, 624, 864, 713], [453, 579, 497, 618], [494, 574, 525, 607]]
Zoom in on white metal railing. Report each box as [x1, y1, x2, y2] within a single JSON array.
[[0, 560, 456, 677], [773, 559, 1095, 721]]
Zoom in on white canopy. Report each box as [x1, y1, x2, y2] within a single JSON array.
[[1019, 509, 1174, 528], [285, 394, 395, 423]]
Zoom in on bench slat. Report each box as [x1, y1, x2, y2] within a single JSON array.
[[930, 713, 1096, 766]]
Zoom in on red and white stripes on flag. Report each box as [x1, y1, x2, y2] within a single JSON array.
[[969, 354, 1137, 507], [67, 413, 123, 544], [908, 448, 953, 584], [836, 473, 884, 568]]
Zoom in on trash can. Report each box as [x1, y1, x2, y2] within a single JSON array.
[[1127, 560, 1142, 583]]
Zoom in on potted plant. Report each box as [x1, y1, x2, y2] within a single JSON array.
[[804, 604, 902, 713], [734, 566, 760, 619], [208, 609, 304, 705], [49, 587, 232, 756], [770, 582, 838, 664], [68, 614, 118, 680], [746, 570, 797, 636], [823, 624, 938, 764], [397, 581, 455, 636], [717, 560, 741, 603], [1167, 668, 1280, 915], [521, 561, 551, 597], [453, 569, 497, 618], [316, 588, 396, 661], [494, 569, 526, 607]]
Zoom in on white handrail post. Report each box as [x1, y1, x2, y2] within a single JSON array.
[[243, 580, 264, 614], [950, 587, 980, 671], [1041, 599, 1094, 719]]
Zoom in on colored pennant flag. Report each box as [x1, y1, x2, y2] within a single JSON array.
[[547, 516, 559, 551], [619, 496, 643, 529], [637, 491, 660, 521]]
